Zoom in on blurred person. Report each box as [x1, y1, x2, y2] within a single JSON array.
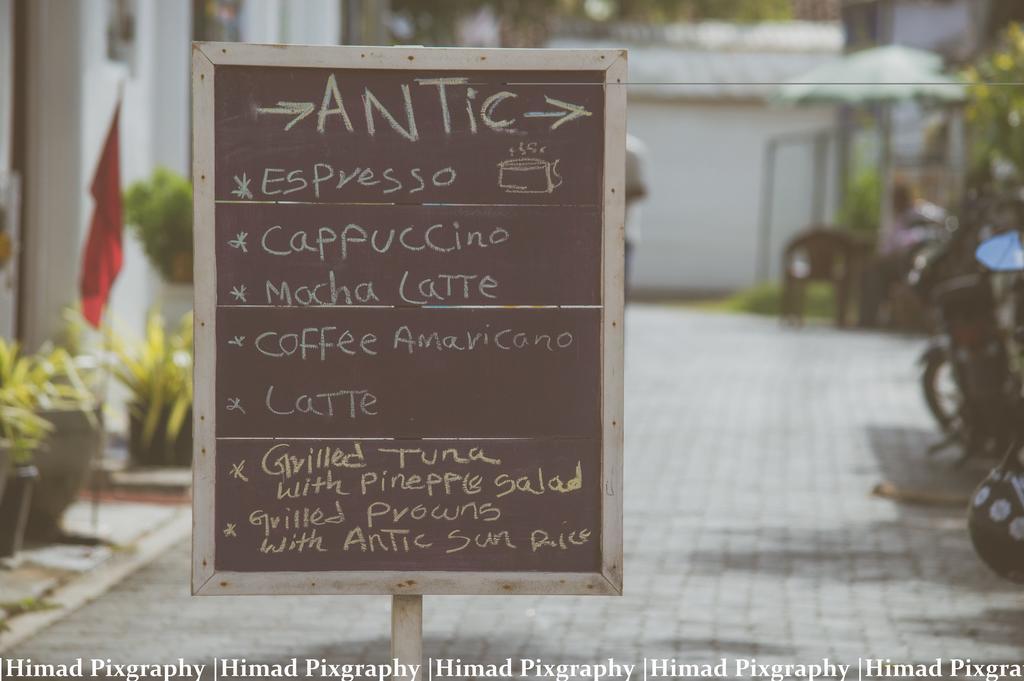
[[624, 134, 648, 299], [859, 179, 946, 327]]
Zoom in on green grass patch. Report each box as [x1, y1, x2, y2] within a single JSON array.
[[695, 282, 837, 319], [0, 597, 58, 617], [0, 597, 58, 632]]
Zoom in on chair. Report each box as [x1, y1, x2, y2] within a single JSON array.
[[781, 226, 869, 327]]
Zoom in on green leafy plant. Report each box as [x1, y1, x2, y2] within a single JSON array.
[[53, 306, 108, 400], [0, 395, 51, 465], [57, 305, 90, 357], [0, 340, 97, 463], [964, 23, 1024, 179], [838, 165, 882, 235], [109, 312, 193, 464], [123, 168, 193, 284]]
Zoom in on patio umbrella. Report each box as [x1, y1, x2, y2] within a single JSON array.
[[775, 45, 966, 105]]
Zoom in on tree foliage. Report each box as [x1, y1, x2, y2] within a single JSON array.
[[610, 0, 791, 23], [964, 23, 1024, 180], [389, 0, 792, 46]]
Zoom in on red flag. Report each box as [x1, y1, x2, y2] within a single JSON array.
[[80, 103, 123, 327]]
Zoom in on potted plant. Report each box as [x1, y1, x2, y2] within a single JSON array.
[[0, 339, 99, 547], [124, 168, 193, 320], [0, 462, 39, 558], [0, 341, 51, 556], [0, 392, 49, 554], [25, 346, 102, 543], [110, 312, 193, 467]]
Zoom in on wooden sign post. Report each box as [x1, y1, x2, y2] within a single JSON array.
[[391, 595, 423, 674], [190, 42, 625, 662]]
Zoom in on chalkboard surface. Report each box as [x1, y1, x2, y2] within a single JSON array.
[[192, 43, 626, 596]]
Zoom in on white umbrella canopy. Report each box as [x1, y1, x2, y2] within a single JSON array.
[[776, 44, 966, 104]]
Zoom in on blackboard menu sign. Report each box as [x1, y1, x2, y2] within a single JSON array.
[[191, 43, 625, 596]]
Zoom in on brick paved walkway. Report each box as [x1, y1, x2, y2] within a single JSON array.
[[13, 307, 1024, 668]]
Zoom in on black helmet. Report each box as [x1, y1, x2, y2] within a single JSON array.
[[968, 445, 1024, 583]]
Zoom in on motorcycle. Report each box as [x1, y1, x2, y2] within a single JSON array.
[[910, 195, 1024, 462], [968, 228, 1024, 582]]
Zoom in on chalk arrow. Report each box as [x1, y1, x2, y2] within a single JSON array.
[[524, 96, 592, 130], [256, 101, 315, 131]]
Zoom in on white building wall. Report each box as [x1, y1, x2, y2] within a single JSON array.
[[104, 0, 194, 339], [241, 0, 341, 44], [628, 99, 837, 295], [87, 0, 156, 343]]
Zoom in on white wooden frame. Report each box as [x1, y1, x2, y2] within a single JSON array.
[[191, 42, 626, 596]]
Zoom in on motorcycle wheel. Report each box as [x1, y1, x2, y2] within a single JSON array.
[[922, 350, 962, 432]]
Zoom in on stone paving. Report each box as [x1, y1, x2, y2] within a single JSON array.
[[12, 306, 1024, 671]]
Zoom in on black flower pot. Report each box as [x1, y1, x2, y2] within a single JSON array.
[[0, 447, 10, 506], [25, 408, 104, 543], [0, 464, 39, 558], [128, 409, 193, 467]]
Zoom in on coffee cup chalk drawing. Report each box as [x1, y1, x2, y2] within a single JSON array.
[[498, 157, 563, 194]]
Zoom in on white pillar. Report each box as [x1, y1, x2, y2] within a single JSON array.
[[151, 0, 192, 175], [21, 0, 86, 349], [284, 0, 341, 44], [240, 0, 284, 43]]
